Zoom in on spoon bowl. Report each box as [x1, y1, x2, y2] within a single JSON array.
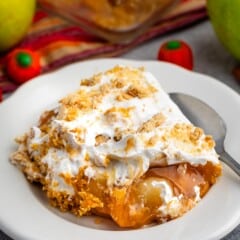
[[170, 92, 240, 177]]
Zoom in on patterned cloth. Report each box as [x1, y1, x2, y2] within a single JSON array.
[[0, 0, 206, 93]]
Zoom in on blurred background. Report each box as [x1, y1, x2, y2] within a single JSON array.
[[0, 0, 239, 100]]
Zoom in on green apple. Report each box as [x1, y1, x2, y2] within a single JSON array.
[[0, 0, 36, 52], [207, 0, 240, 60]]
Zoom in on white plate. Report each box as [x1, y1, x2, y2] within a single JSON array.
[[0, 59, 240, 240]]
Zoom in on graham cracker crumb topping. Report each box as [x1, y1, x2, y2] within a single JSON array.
[[138, 113, 166, 133], [95, 134, 111, 146]]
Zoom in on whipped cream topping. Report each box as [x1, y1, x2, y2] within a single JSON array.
[[24, 66, 219, 196]]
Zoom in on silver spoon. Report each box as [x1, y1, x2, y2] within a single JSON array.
[[169, 92, 240, 176]]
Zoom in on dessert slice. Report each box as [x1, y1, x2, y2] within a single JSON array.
[[11, 65, 221, 228]]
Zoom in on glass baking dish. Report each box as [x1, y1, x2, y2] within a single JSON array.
[[38, 0, 178, 43]]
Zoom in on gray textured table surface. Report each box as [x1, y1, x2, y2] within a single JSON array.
[[1, 20, 239, 240]]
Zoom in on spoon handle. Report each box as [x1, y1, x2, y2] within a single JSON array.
[[220, 151, 240, 177]]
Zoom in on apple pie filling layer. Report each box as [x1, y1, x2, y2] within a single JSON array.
[[10, 65, 221, 228], [11, 145, 221, 228]]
